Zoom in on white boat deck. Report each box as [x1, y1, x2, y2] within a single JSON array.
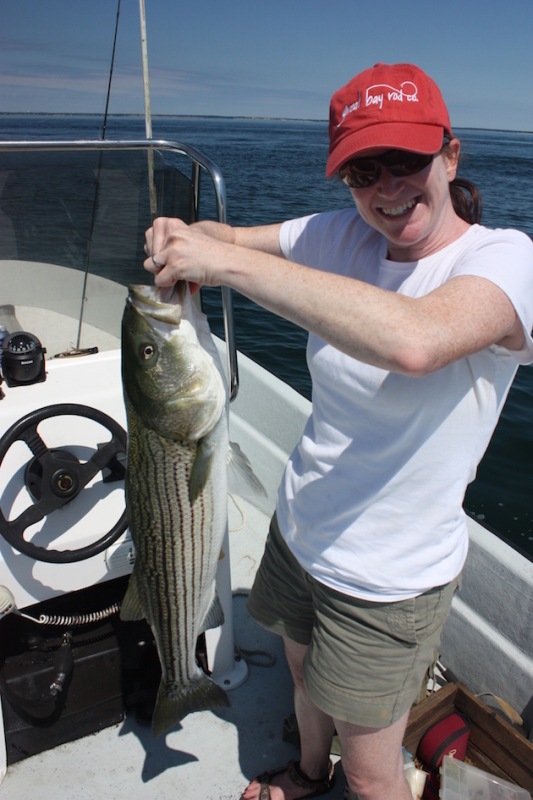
[[0, 259, 532, 798], [0, 496, 347, 800]]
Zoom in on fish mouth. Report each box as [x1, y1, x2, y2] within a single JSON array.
[[129, 282, 185, 304], [128, 284, 185, 326]]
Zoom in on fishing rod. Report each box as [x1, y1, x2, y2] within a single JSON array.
[[139, 0, 158, 221]]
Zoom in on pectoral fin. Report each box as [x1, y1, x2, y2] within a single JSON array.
[[227, 441, 266, 498], [189, 436, 216, 504]]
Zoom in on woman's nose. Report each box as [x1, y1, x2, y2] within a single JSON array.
[[375, 167, 406, 196]]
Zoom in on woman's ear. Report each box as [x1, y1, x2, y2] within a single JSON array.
[[444, 138, 461, 183]]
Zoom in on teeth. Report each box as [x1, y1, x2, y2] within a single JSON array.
[[381, 198, 417, 216]]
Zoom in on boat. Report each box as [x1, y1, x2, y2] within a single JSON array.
[[0, 133, 532, 800]]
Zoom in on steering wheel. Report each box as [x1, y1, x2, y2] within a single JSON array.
[[0, 404, 128, 563]]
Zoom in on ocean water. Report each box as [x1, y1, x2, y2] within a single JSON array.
[[1, 114, 532, 558]]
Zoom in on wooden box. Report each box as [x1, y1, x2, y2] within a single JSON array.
[[404, 682, 533, 795]]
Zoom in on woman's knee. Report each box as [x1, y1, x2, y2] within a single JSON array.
[[344, 757, 410, 800]]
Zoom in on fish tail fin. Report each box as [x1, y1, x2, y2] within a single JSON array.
[[151, 676, 230, 738]]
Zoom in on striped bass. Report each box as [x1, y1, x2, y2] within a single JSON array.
[[120, 282, 242, 737]]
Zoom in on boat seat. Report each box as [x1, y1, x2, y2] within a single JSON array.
[[0, 260, 126, 355]]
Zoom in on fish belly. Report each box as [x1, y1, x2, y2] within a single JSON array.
[[121, 402, 229, 736]]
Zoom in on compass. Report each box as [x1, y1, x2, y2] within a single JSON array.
[[2, 331, 47, 387]]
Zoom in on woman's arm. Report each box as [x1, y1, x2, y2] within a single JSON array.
[[143, 218, 523, 377], [147, 218, 285, 258]]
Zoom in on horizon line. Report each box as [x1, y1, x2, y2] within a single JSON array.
[[0, 112, 531, 135]]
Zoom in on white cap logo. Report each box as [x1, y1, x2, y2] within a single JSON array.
[[337, 81, 419, 127], [365, 81, 419, 110]]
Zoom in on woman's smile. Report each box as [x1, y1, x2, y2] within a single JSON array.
[[378, 196, 420, 217]]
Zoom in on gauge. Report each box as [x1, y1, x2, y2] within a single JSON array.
[[4, 333, 38, 355], [2, 331, 46, 387]]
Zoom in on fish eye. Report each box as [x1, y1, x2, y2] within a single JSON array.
[[140, 343, 156, 360]]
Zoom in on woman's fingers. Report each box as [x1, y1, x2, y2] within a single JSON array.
[[144, 217, 186, 258], [143, 251, 175, 285], [143, 217, 224, 294]]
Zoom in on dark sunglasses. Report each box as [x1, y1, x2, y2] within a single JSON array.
[[339, 150, 435, 189]]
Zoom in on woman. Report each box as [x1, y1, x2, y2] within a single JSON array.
[[144, 63, 533, 800]]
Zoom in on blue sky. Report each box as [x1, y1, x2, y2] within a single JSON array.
[[1, 0, 532, 131]]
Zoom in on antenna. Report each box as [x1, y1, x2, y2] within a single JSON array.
[[102, 0, 122, 140], [76, 0, 122, 348]]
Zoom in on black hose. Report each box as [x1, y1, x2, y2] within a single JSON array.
[[0, 635, 74, 709]]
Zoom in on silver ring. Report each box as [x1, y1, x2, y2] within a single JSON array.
[[152, 254, 163, 269]]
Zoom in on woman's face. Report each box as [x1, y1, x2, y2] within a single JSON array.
[[349, 139, 468, 262]]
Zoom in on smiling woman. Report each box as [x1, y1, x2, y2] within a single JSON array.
[[143, 62, 533, 800], [339, 141, 481, 224], [344, 137, 468, 263]]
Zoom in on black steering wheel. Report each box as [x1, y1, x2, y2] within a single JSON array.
[[0, 404, 128, 563]]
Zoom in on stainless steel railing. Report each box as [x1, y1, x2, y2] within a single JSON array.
[[0, 138, 239, 400]]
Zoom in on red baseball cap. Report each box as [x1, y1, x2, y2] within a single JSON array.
[[326, 63, 453, 177]]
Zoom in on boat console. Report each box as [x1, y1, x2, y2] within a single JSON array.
[[0, 140, 244, 769]]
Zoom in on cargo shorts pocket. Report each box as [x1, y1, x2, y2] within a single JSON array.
[[384, 600, 418, 645], [384, 577, 459, 647], [413, 577, 459, 645]]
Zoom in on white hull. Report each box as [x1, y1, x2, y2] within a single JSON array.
[[0, 141, 530, 798], [1, 343, 531, 798]]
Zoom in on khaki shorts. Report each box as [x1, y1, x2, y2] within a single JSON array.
[[247, 514, 459, 728]]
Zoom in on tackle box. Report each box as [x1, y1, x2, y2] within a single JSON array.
[[439, 755, 531, 799]]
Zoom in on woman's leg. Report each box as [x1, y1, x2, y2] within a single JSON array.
[[242, 636, 412, 800], [285, 638, 336, 781], [241, 638, 335, 800], [335, 711, 412, 800]]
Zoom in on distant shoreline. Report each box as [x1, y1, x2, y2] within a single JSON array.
[[0, 112, 327, 124], [0, 112, 532, 135]]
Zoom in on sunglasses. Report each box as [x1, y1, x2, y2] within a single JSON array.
[[339, 150, 435, 189]]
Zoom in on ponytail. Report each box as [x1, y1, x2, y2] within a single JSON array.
[[449, 177, 482, 225], [442, 139, 482, 225]]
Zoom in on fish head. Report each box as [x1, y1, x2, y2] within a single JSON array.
[[122, 283, 226, 441]]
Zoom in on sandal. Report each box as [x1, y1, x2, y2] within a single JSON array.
[[245, 758, 335, 799]]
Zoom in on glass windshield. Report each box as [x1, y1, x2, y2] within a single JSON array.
[[0, 147, 197, 357]]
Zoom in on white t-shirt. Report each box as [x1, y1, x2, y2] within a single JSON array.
[[276, 210, 533, 601]]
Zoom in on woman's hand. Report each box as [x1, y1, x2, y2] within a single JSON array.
[[144, 217, 233, 291]]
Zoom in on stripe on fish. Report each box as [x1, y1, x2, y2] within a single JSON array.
[[120, 283, 234, 737]]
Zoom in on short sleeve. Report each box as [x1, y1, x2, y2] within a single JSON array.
[[449, 227, 533, 364]]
